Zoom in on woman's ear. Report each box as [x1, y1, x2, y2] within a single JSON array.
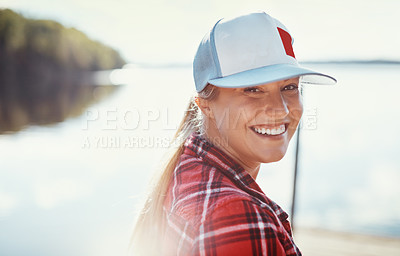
[[195, 97, 214, 119]]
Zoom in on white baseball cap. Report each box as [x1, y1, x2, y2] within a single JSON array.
[[193, 11, 337, 92]]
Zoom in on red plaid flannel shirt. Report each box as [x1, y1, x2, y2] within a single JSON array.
[[162, 134, 302, 255]]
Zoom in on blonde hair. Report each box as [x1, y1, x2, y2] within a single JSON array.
[[130, 84, 218, 255]]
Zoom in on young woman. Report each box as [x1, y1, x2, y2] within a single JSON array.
[[131, 11, 336, 255]]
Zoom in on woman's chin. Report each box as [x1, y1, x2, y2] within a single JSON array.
[[258, 148, 287, 163]]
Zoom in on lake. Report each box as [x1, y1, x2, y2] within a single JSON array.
[[0, 63, 399, 256]]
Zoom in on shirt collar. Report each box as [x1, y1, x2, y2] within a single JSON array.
[[184, 133, 290, 224], [185, 133, 255, 187]]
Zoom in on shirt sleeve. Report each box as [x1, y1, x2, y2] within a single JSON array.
[[190, 199, 289, 256]]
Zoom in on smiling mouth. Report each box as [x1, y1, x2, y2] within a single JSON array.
[[251, 124, 287, 136]]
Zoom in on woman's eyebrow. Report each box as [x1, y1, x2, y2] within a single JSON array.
[[284, 78, 299, 82], [282, 80, 299, 85]]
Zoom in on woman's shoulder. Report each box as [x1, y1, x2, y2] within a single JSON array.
[[167, 157, 256, 222]]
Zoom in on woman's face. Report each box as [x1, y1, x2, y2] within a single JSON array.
[[204, 77, 303, 172]]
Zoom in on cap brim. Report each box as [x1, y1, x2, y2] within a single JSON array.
[[208, 63, 337, 88]]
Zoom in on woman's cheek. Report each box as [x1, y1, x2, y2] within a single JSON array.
[[288, 97, 303, 121], [213, 108, 233, 132]]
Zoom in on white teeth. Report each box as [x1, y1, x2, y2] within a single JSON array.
[[253, 125, 286, 136]]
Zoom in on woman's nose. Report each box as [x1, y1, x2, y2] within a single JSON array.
[[264, 93, 289, 119]]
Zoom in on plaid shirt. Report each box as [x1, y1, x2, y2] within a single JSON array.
[[162, 134, 302, 256]]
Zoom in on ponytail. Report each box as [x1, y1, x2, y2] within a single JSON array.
[[130, 84, 218, 255]]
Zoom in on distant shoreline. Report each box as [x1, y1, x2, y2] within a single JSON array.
[[130, 59, 400, 69], [301, 59, 400, 65]]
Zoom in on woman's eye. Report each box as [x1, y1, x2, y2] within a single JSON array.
[[243, 87, 261, 93], [282, 84, 299, 91]]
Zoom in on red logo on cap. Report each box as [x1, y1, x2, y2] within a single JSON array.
[[277, 27, 295, 59]]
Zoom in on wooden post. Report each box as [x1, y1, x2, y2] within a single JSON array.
[[291, 120, 301, 232]]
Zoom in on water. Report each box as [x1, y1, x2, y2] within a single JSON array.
[[0, 63, 399, 255], [297, 63, 400, 236]]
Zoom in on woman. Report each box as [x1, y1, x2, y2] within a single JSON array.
[[131, 11, 336, 255]]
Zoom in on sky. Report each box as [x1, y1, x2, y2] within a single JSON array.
[[2, 0, 400, 64]]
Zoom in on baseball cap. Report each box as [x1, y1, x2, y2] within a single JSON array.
[[193, 11, 337, 92]]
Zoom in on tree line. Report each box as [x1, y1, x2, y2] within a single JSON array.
[[0, 9, 126, 133]]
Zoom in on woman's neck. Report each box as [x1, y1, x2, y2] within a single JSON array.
[[202, 132, 261, 180]]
